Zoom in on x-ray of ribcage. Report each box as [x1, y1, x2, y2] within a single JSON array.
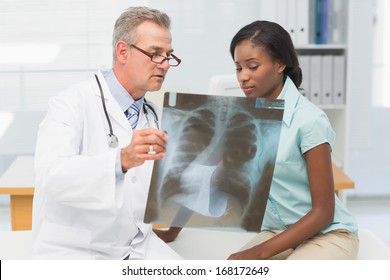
[[144, 93, 284, 232]]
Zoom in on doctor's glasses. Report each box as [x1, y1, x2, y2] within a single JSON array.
[[130, 44, 181, 67]]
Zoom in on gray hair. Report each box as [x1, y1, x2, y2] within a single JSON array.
[[112, 6, 171, 63]]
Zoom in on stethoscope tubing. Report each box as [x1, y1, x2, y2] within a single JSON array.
[[94, 74, 159, 148]]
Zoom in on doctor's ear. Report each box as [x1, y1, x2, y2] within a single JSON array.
[[115, 41, 129, 63]]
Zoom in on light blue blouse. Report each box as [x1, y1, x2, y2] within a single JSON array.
[[262, 77, 358, 235]]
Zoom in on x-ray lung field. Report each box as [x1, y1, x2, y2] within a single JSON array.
[[144, 92, 284, 232]]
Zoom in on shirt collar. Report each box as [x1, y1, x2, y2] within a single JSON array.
[[277, 76, 301, 127], [102, 68, 144, 113]]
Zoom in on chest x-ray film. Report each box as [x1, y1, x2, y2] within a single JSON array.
[[144, 92, 284, 232]]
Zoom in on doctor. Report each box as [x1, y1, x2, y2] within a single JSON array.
[[32, 6, 182, 260]]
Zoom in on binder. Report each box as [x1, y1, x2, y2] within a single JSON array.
[[277, 0, 288, 32], [309, 55, 322, 105], [333, 55, 346, 105], [286, 0, 297, 43], [296, 0, 310, 45], [328, 0, 348, 44], [327, 0, 337, 43], [298, 55, 310, 99], [309, 0, 317, 44], [320, 0, 329, 44], [314, 0, 323, 44], [259, 0, 288, 32], [321, 55, 333, 105], [259, 0, 309, 45]]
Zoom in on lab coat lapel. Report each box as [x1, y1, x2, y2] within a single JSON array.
[[103, 93, 131, 131], [93, 73, 131, 132]]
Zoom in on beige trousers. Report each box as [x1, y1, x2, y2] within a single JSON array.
[[240, 229, 359, 260]]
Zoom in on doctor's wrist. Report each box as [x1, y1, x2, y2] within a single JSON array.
[[120, 148, 132, 172]]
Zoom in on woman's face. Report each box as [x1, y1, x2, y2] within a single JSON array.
[[233, 39, 285, 99]]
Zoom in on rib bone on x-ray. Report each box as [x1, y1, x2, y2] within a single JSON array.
[[145, 92, 284, 232]]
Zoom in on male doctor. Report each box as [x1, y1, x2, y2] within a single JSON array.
[[32, 6, 182, 260]]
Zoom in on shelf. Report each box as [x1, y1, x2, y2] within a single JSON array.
[[319, 104, 346, 110], [295, 44, 347, 50], [296, 47, 345, 56]]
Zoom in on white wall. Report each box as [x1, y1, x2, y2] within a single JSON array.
[[346, 0, 390, 197], [347, 108, 390, 197]]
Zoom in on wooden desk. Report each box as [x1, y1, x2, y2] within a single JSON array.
[[332, 163, 355, 192], [0, 156, 35, 231], [0, 157, 354, 231]]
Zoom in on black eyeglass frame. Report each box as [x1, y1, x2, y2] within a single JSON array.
[[130, 44, 181, 67]]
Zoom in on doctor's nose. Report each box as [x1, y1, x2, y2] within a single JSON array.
[[160, 59, 171, 70]]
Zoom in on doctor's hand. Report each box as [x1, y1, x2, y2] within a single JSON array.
[[121, 128, 168, 171]]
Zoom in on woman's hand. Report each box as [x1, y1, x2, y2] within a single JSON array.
[[228, 247, 264, 260], [153, 226, 183, 243]]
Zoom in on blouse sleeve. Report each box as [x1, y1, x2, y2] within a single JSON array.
[[299, 113, 336, 154]]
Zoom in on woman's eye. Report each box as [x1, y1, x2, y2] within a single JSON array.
[[235, 67, 242, 72], [249, 65, 259, 70]]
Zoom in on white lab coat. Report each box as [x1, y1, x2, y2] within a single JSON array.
[[32, 70, 166, 259]]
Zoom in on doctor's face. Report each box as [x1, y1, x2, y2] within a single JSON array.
[[117, 21, 174, 100]]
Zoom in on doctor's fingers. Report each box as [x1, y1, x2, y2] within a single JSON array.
[[135, 127, 168, 136], [134, 128, 168, 144], [132, 133, 168, 151], [121, 145, 165, 171]]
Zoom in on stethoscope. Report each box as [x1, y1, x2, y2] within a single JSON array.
[[94, 74, 159, 148]]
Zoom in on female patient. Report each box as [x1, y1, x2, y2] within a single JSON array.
[[155, 20, 359, 260]]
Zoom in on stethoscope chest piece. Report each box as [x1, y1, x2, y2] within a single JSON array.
[[108, 134, 119, 148]]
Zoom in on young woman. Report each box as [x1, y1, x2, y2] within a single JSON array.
[[226, 20, 358, 260], [155, 20, 359, 260]]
